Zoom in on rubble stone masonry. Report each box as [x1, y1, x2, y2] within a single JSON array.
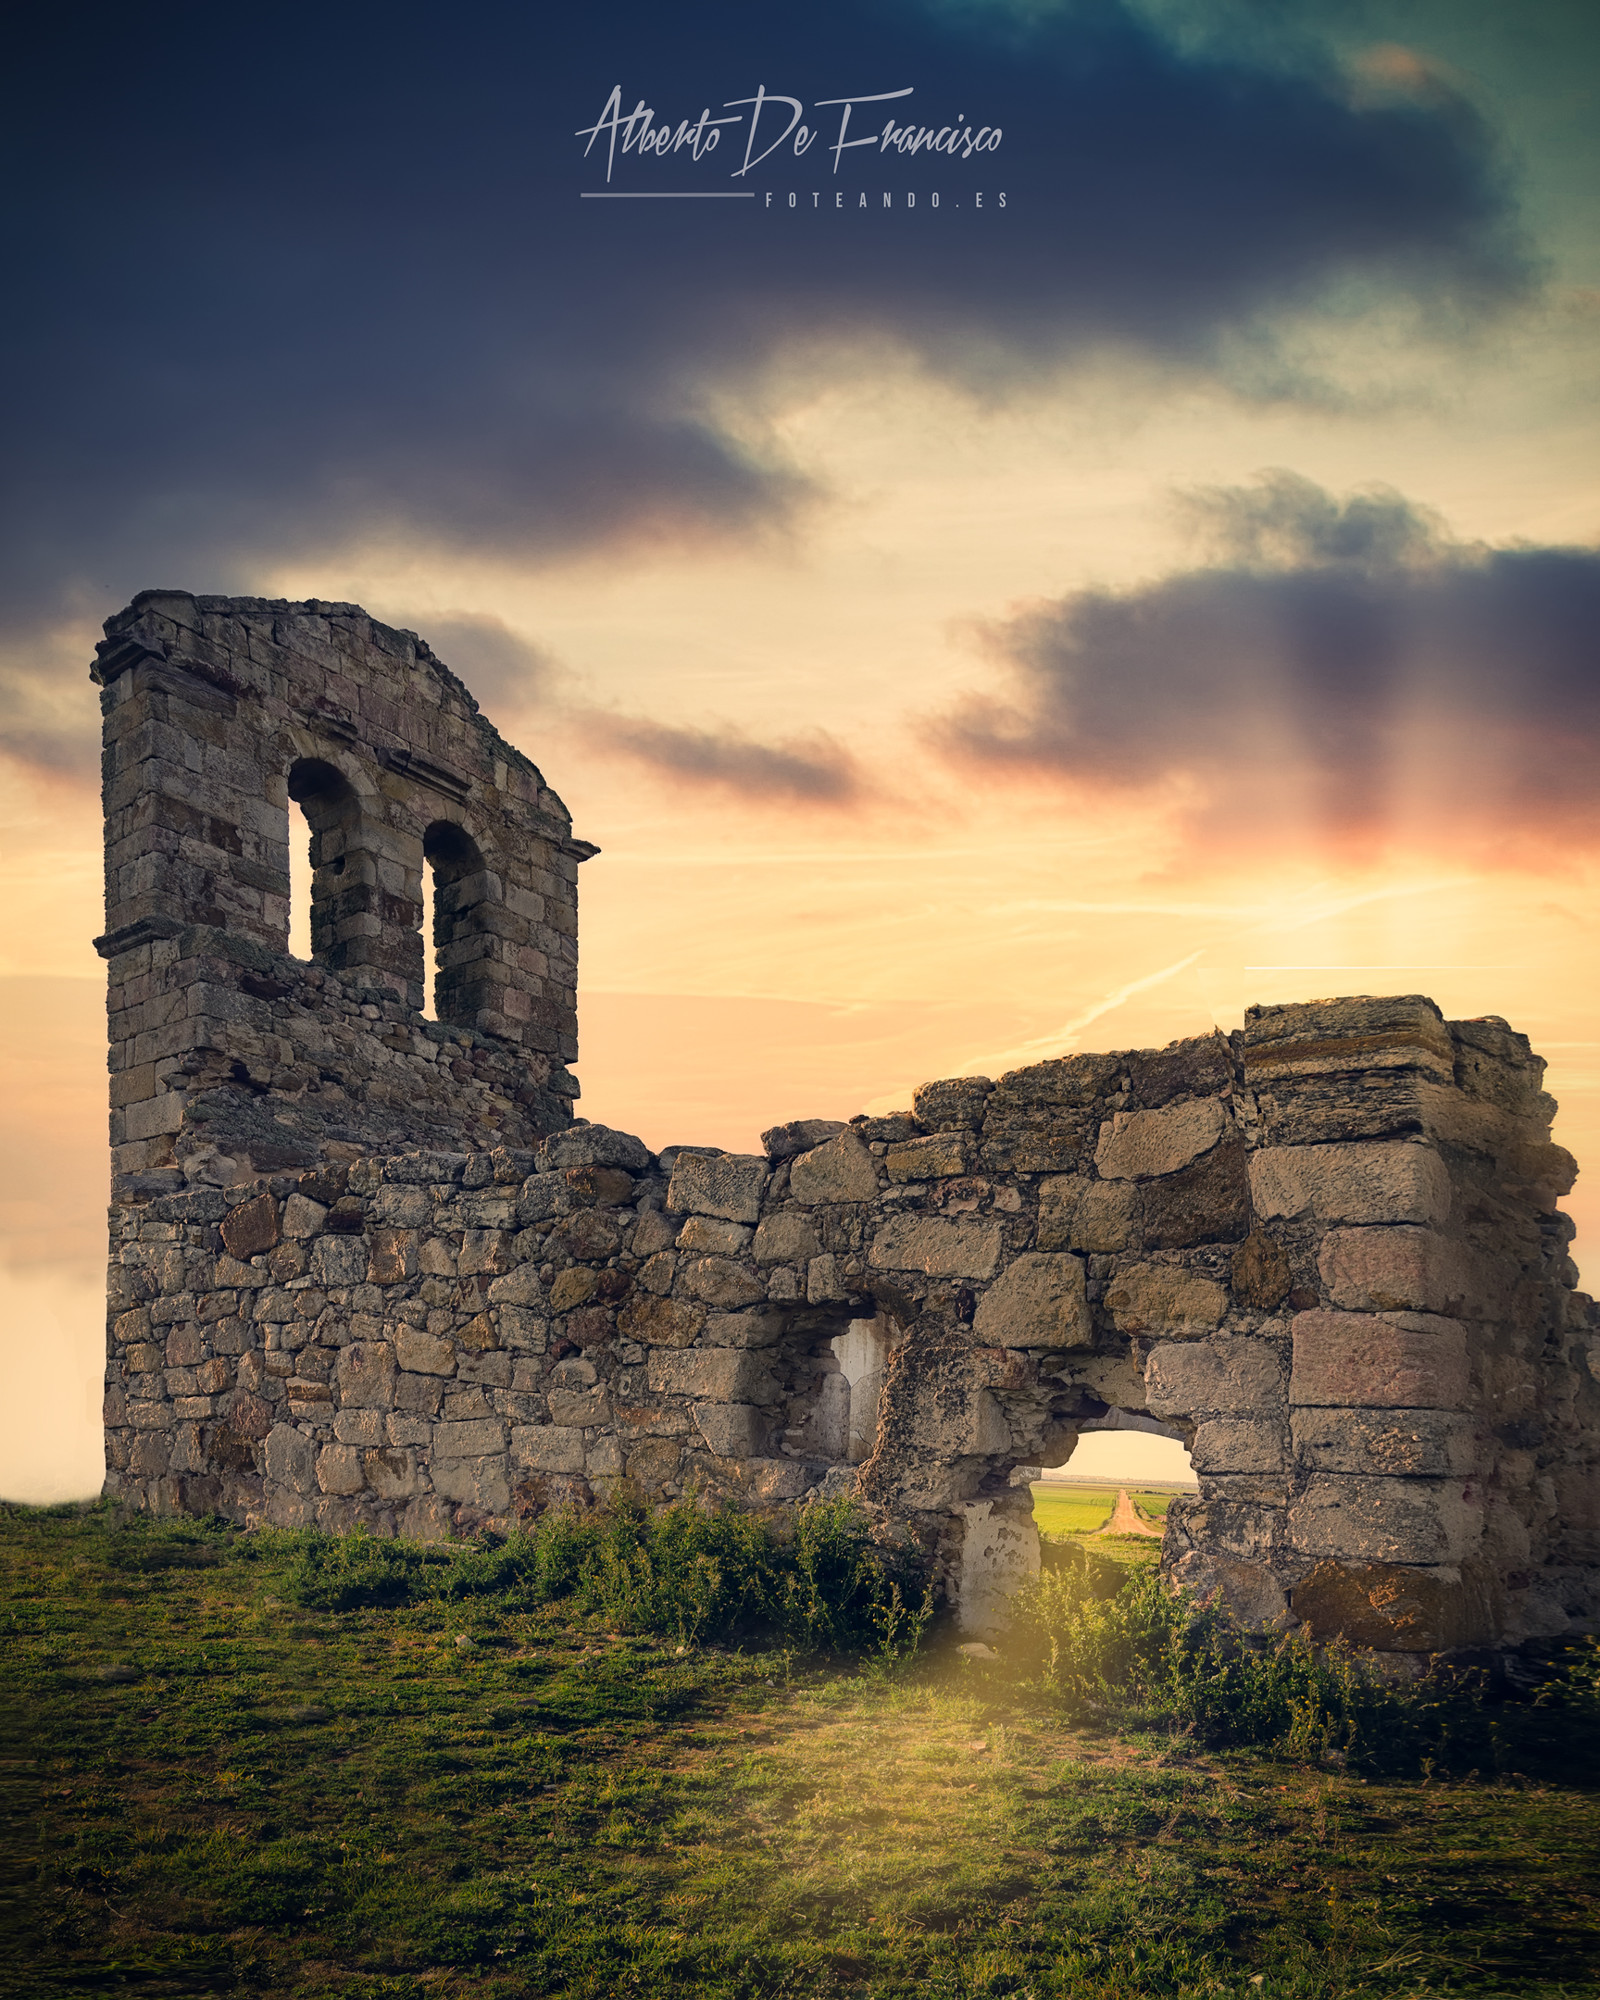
[[96, 595, 1600, 1661]]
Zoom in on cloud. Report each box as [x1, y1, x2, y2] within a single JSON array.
[[0, 0, 1533, 713], [932, 471, 1600, 857], [420, 614, 562, 715], [581, 713, 863, 805]]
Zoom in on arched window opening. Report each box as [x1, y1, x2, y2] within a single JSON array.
[[286, 759, 361, 966], [288, 821, 313, 961], [830, 1315, 890, 1464], [423, 820, 489, 1026], [419, 863, 437, 1020]]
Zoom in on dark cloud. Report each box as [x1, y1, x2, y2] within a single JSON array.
[[421, 615, 561, 715], [582, 714, 863, 805], [933, 472, 1600, 853], [0, 0, 1532, 697]]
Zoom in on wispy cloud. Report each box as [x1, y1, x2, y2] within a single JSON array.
[[931, 472, 1600, 861], [579, 713, 864, 806]]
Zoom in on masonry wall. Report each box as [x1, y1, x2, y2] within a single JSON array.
[[102, 993, 1600, 1661], [93, 591, 591, 1198]]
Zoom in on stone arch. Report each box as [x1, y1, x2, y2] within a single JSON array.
[[423, 818, 496, 1028], [286, 747, 429, 1002], [285, 756, 362, 967]]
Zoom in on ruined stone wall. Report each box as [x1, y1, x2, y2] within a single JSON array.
[[94, 594, 1600, 1658], [102, 994, 1600, 1661], [93, 592, 590, 1198]]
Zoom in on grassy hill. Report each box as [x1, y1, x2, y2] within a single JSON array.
[[6, 1503, 1600, 1999]]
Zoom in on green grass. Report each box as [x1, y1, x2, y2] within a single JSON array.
[[6, 1503, 1600, 1999], [1029, 1483, 1179, 1558]]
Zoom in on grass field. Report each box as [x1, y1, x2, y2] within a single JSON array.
[[1029, 1483, 1174, 1546], [7, 1504, 1600, 1999]]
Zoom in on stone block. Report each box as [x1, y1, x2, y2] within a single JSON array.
[[433, 1417, 509, 1458], [363, 1229, 416, 1286], [701, 1311, 784, 1348], [281, 1194, 328, 1239], [386, 1151, 468, 1185], [760, 1117, 848, 1160], [869, 1215, 1002, 1280], [1317, 1227, 1478, 1316], [1104, 1262, 1226, 1337], [789, 1132, 880, 1205], [666, 1150, 769, 1223], [333, 1408, 385, 1446], [1188, 1418, 1287, 1474], [1287, 1476, 1483, 1565], [1288, 1310, 1469, 1410], [629, 1207, 676, 1257], [1168, 1551, 1292, 1632], [972, 1253, 1091, 1349], [458, 1228, 513, 1276], [1095, 1098, 1226, 1180], [886, 1132, 971, 1182], [563, 1165, 635, 1206], [1140, 1142, 1250, 1248], [497, 1306, 546, 1351], [431, 1454, 511, 1511], [456, 1349, 512, 1387], [587, 1435, 626, 1478], [680, 1257, 766, 1308], [220, 1194, 279, 1260], [617, 1296, 704, 1348], [486, 1265, 545, 1308], [807, 1254, 848, 1303], [364, 1447, 422, 1499], [1291, 1407, 1478, 1476], [676, 1215, 752, 1256], [647, 1348, 775, 1403], [911, 1077, 994, 1128], [1290, 1560, 1496, 1652], [1249, 1142, 1452, 1228], [548, 1387, 611, 1427], [539, 1125, 651, 1172], [556, 1210, 622, 1261], [638, 1252, 676, 1294], [752, 1211, 821, 1265], [549, 1267, 596, 1312], [1041, 1176, 1141, 1254], [512, 1424, 586, 1473], [693, 1403, 767, 1457], [955, 1500, 1041, 1638], [335, 1341, 396, 1409], [1230, 1230, 1291, 1310], [394, 1326, 456, 1377], [395, 1371, 445, 1416], [264, 1422, 315, 1494], [1144, 1338, 1283, 1417], [624, 1438, 683, 1492], [316, 1443, 366, 1495]]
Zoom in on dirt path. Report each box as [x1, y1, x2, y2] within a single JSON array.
[[1100, 1489, 1164, 1538]]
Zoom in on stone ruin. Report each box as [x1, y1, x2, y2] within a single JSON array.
[[94, 592, 1600, 1661]]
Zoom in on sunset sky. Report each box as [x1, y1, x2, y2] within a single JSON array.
[[2, 0, 1597, 1499]]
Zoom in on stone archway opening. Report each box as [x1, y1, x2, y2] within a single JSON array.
[[1032, 1420, 1197, 1545]]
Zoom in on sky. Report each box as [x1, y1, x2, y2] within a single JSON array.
[[1, 0, 1596, 1500]]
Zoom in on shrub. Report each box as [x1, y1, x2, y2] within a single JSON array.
[[280, 1494, 931, 1658], [1006, 1553, 1600, 1778]]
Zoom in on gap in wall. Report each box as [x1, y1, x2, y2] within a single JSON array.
[[288, 806, 313, 961]]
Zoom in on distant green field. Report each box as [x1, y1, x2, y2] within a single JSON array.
[[1028, 1483, 1177, 1540]]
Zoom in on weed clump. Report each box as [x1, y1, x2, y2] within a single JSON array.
[[1007, 1543, 1600, 1777], [283, 1492, 932, 1656]]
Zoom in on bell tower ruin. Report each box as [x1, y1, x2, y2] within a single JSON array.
[[94, 593, 1600, 1663]]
